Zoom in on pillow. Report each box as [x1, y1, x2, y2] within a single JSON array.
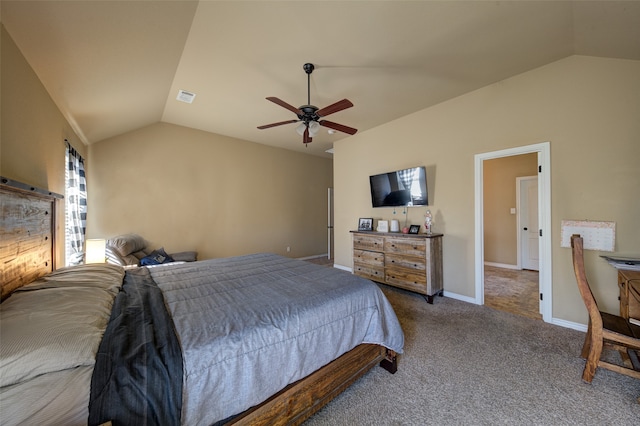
[[19, 263, 124, 293], [105, 247, 125, 266], [171, 251, 198, 262], [0, 286, 116, 387], [139, 248, 174, 266], [107, 234, 146, 257], [132, 249, 150, 260]]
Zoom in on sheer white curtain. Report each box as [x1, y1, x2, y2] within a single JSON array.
[[65, 141, 87, 266]]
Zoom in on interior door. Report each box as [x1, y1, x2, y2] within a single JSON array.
[[519, 177, 539, 271], [328, 188, 334, 260]]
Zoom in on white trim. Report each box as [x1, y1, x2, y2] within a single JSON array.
[[297, 254, 328, 261], [551, 318, 587, 332], [333, 264, 352, 272], [484, 262, 519, 270], [474, 142, 552, 323], [443, 291, 479, 305]]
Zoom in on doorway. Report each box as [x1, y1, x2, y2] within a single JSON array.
[[474, 142, 552, 323], [327, 188, 334, 260]]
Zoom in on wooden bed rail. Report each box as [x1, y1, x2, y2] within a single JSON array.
[[227, 344, 396, 425]]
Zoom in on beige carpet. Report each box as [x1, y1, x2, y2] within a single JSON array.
[[305, 284, 640, 425]]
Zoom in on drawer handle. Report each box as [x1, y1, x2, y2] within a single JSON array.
[[413, 246, 418, 250]]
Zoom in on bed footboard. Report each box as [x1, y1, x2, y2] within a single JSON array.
[[226, 344, 393, 425]]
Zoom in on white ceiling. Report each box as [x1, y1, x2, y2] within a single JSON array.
[[2, 1, 639, 158]]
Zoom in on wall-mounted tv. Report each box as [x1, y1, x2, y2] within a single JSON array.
[[369, 166, 428, 208]]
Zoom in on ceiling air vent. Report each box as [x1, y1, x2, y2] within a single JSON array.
[[176, 90, 196, 104]]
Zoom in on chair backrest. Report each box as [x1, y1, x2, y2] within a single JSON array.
[[571, 234, 603, 328]]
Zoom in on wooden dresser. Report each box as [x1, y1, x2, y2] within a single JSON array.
[[351, 231, 443, 303]]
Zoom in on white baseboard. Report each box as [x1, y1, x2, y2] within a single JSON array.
[[333, 264, 352, 272], [443, 291, 479, 305], [484, 262, 520, 270], [331, 266, 587, 334], [297, 254, 328, 261], [551, 317, 587, 332]]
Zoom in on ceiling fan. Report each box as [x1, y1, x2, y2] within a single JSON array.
[[257, 63, 358, 145]]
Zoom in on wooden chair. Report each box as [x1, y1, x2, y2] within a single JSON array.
[[570, 234, 640, 384]]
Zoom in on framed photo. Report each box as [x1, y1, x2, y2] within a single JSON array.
[[408, 225, 420, 234], [358, 218, 373, 231]]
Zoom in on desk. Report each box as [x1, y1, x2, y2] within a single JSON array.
[[618, 269, 640, 321]]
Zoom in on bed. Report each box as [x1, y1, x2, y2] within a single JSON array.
[[0, 179, 404, 426]]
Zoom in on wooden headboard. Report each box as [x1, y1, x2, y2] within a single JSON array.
[[1, 177, 63, 301]]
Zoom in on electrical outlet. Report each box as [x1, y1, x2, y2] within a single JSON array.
[[286, 246, 291, 252]]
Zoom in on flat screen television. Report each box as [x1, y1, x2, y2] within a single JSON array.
[[369, 166, 428, 207]]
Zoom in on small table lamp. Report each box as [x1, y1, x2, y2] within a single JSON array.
[[85, 239, 106, 264]]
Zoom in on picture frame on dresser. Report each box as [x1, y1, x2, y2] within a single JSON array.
[[358, 218, 373, 231], [408, 225, 420, 234]]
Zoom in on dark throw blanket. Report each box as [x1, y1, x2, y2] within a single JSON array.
[[89, 267, 183, 426]]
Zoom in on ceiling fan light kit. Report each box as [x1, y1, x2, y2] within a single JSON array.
[[258, 63, 358, 145]]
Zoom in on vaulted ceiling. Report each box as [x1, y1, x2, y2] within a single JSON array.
[[2, 1, 639, 157]]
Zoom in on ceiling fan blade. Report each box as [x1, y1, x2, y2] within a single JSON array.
[[257, 119, 298, 130], [303, 127, 312, 144], [266, 97, 302, 115], [319, 120, 358, 135], [316, 99, 353, 117]]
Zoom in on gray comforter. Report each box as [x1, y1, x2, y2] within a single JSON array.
[[149, 253, 404, 426]]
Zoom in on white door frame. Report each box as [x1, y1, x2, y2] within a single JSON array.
[[474, 142, 552, 322]]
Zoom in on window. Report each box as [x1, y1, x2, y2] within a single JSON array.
[[65, 141, 87, 266]]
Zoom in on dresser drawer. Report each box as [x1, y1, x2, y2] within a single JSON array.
[[353, 264, 385, 282], [353, 234, 384, 251], [385, 253, 425, 271], [351, 231, 443, 303], [384, 237, 426, 257], [385, 267, 427, 294], [354, 249, 384, 267]]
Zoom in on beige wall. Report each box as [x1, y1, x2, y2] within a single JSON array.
[[87, 122, 332, 260], [484, 154, 537, 265], [5, 21, 638, 326], [1, 25, 85, 265], [2, 23, 331, 265], [334, 56, 640, 325]]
